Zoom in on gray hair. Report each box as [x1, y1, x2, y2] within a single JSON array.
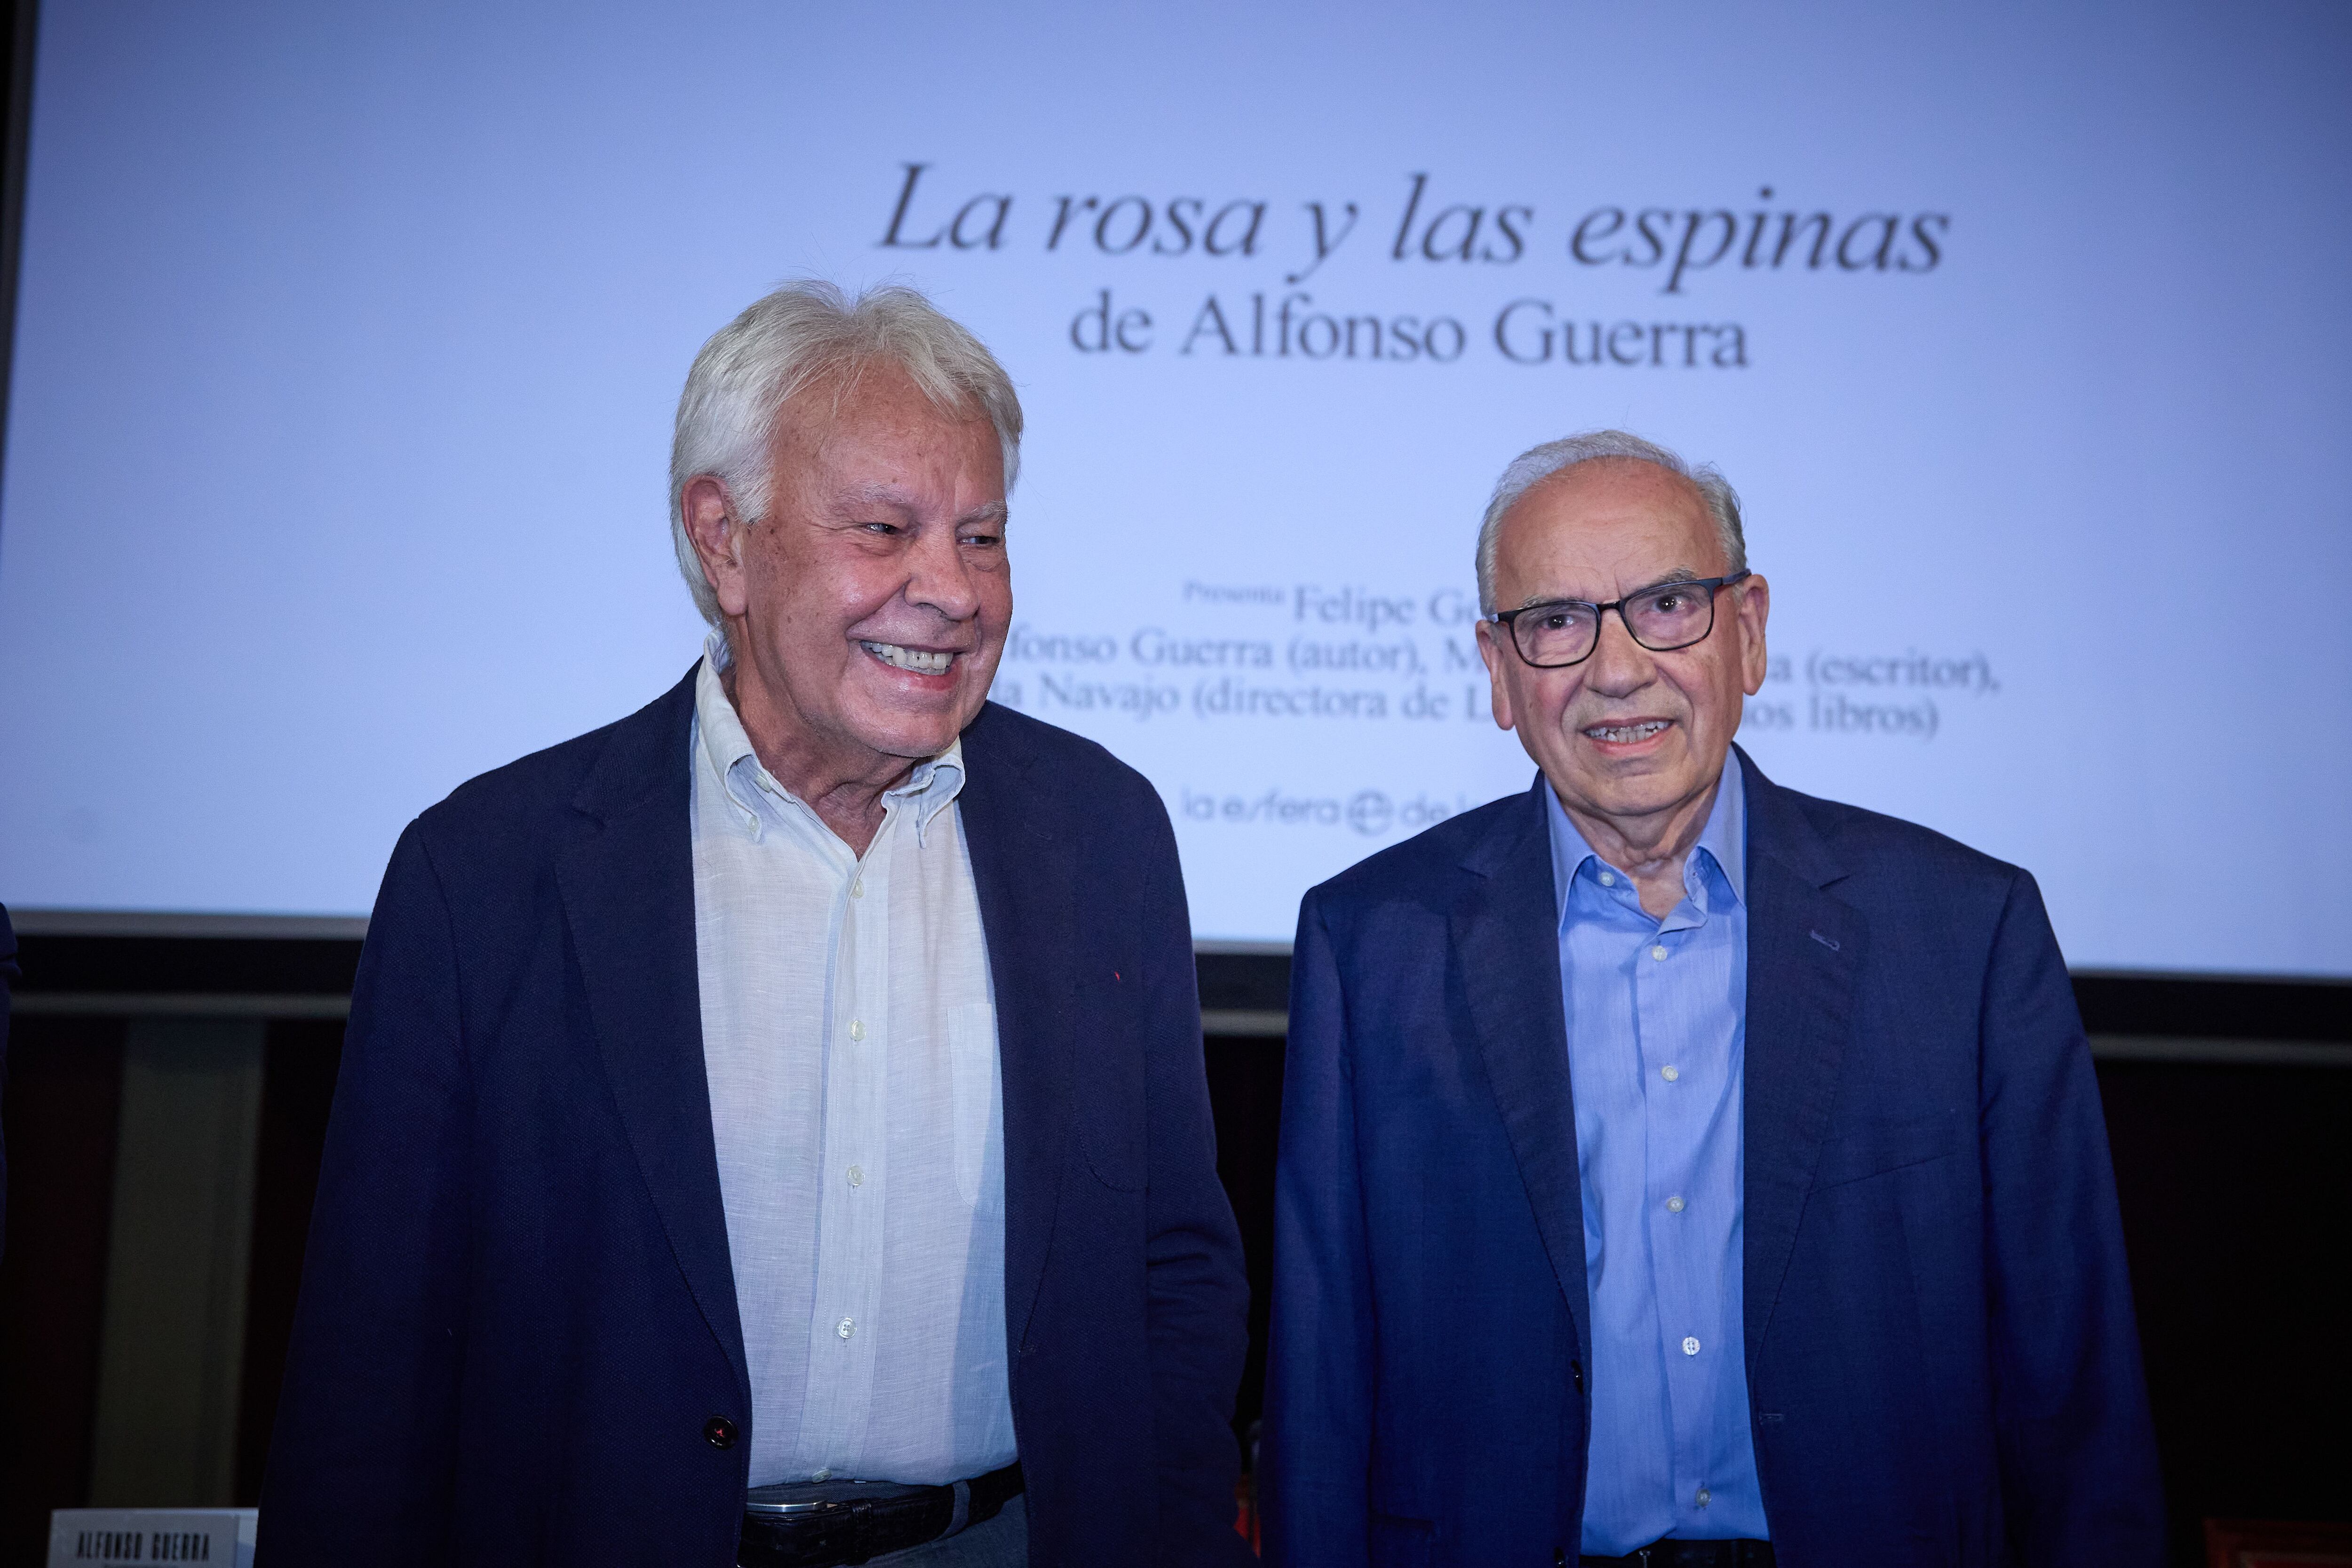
[[668, 280, 1024, 627], [1474, 429, 1747, 613]]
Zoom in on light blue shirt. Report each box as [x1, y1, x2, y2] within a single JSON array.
[[1546, 752, 1769, 1553]]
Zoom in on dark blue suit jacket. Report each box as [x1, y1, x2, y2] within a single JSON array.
[[1263, 751, 2161, 1567], [259, 671, 1254, 1568]]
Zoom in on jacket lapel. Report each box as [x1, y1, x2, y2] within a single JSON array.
[[1736, 748, 1866, 1373], [955, 705, 1073, 1355], [1457, 779, 1591, 1363], [555, 669, 750, 1402]]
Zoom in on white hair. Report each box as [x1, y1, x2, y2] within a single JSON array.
[[668, 280, 1024, 627], [1474, 429, 1747, 613]]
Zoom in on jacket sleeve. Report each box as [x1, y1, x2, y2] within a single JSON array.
[[1261, 891, 1375, 1568], [256, 825, 472, 1563], [1133, 788, 1258, 1567], [1978, 869, 2165, 1565]]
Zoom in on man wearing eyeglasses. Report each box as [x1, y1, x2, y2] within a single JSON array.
[[1262, 431, 2161, 1568]]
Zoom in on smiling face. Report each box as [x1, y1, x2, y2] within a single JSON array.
[[1474, 457, 1769, 855], [685, 362, 1009, 799]]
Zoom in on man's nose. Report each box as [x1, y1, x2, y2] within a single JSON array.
[[1582, 609, 1656, 695], [904, 522, 981, 622]]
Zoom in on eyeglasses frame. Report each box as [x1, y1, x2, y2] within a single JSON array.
[[1487, 570, 1755, 669]]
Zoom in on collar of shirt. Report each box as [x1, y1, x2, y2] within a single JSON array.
[[691, 634, 967, 850], [1544, 748, 1748, 930]]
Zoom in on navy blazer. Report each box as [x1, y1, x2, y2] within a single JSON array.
[[259, 671, 1255, 1568], [1263, 750, 2161, 1568]]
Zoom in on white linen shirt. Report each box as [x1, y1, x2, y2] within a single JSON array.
[[689, 645, 1015, 1487]]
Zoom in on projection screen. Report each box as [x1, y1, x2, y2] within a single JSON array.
[[1, 0, 2347, 976]]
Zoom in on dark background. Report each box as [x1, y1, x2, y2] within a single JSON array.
[[1, 2, 2347, 1563], [5, 940, 2351, 1567]]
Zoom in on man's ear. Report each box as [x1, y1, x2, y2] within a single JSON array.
[[1474, 619, 1516, 731], [1734, 573, 1771, 696], [680, 476, 752, 619]]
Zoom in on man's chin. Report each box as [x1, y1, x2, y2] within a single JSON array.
[[844, 697, 982, 760], [1549, 751, 1712, 820]]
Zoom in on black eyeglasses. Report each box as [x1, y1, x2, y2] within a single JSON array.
[[1489, 571, 1752, 669]]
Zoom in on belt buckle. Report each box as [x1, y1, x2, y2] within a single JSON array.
[[741, 1478, 946, 1568], [745, 1479, 936, 1516], [744, 1498, 830, 1517]]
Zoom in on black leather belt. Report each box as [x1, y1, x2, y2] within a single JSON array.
[[738, 1463, 1023, 1568], [1579, 1540, 1774, 1568]]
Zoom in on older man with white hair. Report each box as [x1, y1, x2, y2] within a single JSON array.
[[1263, 431, 2162, 1567], [261, 283, 1254, 1568]]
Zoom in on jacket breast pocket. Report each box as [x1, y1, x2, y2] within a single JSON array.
[[1369, 1513, 1433, 1568], [1075, 979, 1147, 1192], [1813, 1108, 1969, 1190]]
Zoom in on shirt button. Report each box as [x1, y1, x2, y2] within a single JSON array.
[[847, 1165, 864, 1187], [813, 1468, 832, 1482], [1667, 1195, 1686, 1213], [1598, 872, 1616, 886], [1696, 1488, 1712, 1507], [850, 878, 864, 899], [848, 1019, 866, 1042], [1661, 1065, 1679, 1082], [1683, 1336, 1701, 1356], [837, 1316, 856, 1340], [1651, 944, 1669, 961]]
